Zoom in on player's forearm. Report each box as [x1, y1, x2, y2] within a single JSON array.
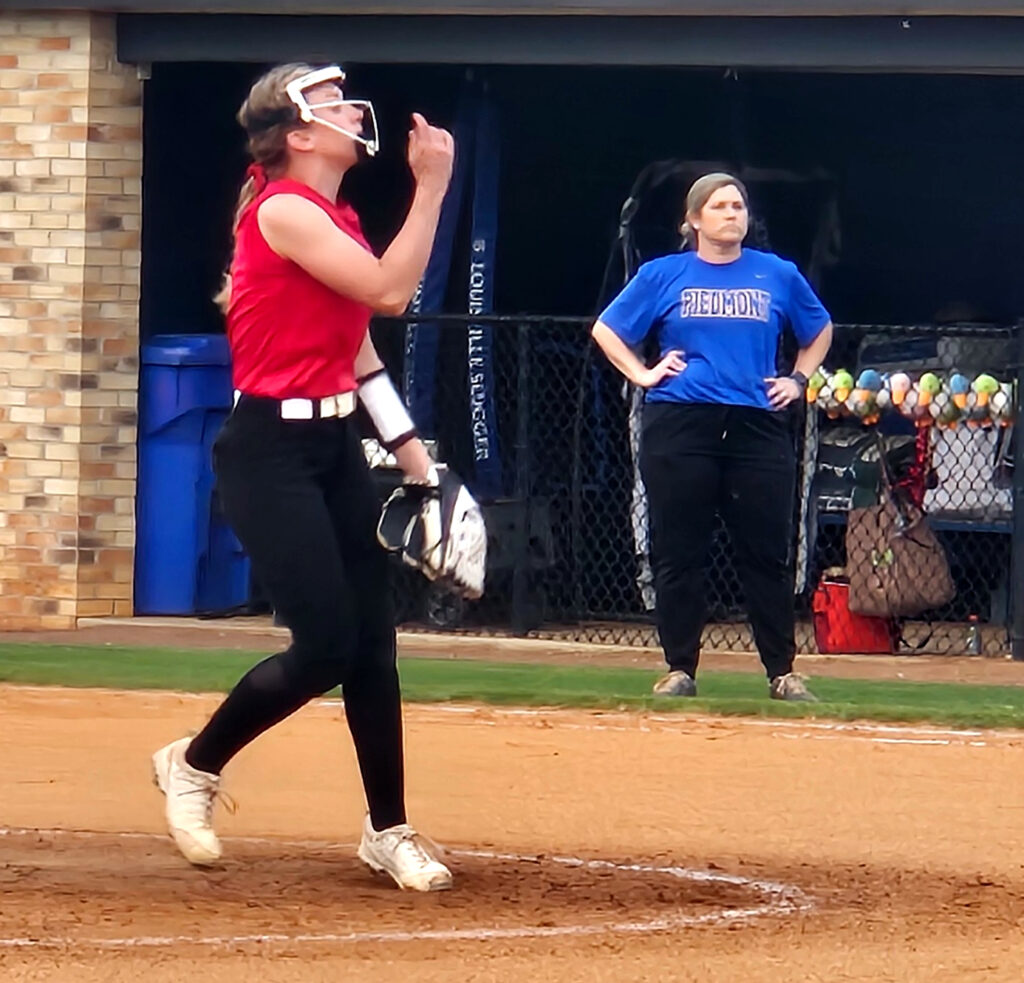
[[354, 331, 385, 378], [354, 334, 432, 481], [793, 322, 834, 379], [376, 187, 446, 314], [392, 437, 433, 482], [591, 321, 649, 386]]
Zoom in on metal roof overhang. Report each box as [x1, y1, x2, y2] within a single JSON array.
[[113, 13, 1024, 72], [14, 1, 1024, 14]]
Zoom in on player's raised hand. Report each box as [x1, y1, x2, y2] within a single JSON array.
[[407, 113, 454, 197]]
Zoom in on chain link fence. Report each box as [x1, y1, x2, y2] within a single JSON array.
[[368, 316, 1020, 657]]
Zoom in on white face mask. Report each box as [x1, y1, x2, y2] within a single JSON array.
[[285, 65, 380, 157]]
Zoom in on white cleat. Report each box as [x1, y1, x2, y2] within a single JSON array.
[[357, 815, 453, 892], [151, 737, 223, 867]]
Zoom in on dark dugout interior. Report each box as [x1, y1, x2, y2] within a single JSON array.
[[141, 62, 1024, 338]]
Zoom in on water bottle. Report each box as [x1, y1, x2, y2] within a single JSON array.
[[965, 614, 982, 657]]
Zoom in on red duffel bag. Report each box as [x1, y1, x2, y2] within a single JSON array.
[[812, 575, 898, 655]]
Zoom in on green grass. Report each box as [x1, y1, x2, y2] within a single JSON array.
[[0, 643, 1022, 730]]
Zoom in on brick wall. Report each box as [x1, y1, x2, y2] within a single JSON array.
[[0, 11, 142, 628]]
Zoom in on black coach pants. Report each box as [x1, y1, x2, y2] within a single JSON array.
[[638, 401, 797, 681], [186, 396, 405, 829]]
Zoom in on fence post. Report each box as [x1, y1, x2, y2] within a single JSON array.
[[1012, 322, 1024, 660], [511, 321, 532, 634]]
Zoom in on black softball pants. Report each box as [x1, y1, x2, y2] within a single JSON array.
[[186, 396, 406, 830], [638, 402, 798, 681]]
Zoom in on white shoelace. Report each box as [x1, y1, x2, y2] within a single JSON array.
[[378, 828, 443, 871], [394, 832, 436, 867], [176, 768, 235, 823], [776, 673, 809, 695]]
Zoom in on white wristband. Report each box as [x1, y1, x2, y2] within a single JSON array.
[[357, 369, 417, 451]]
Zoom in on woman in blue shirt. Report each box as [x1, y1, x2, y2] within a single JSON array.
[[592, 172, 833, 701]]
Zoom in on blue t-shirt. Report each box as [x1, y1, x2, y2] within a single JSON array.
[[598, 249, 831, 410]]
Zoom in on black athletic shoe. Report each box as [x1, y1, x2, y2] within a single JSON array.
[[769, 673, 818, 702]]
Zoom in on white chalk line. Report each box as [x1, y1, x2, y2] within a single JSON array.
[[417, 704, 1021, 748], [0, 826, 812, 951], [6, 685, 1020, 748]]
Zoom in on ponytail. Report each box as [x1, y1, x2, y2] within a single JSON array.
[[213, 273, 232, 314], [215, 63, 311, 314], [235, 163, 268, 231], [214, 165, 269, 313]]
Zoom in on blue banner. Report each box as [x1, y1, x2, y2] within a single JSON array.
[[402, 75, 502, 497], [466, 83, 502, 498], [402, 89, 474, 435]]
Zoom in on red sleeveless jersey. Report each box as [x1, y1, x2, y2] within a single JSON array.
[[227, 178, 373, 399]]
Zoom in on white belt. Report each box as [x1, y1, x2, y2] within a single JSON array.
[[233, 390, 356, 421]]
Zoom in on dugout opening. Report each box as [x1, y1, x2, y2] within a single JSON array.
[[141, 63, 1024, 336], [135, 57, 1023, 638]]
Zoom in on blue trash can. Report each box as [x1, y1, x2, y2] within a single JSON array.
[[135, 333, 250, 615]]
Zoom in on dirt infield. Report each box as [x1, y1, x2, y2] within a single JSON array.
[[2, 685, 1024, 981]]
